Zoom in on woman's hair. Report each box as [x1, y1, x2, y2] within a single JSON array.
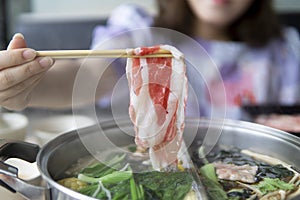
[[154, 0, 282, 47]]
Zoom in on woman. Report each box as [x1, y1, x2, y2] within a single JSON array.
[[91, 0, 300, 118], [156, 0, 282, 45], [0, 0, 299, 119]]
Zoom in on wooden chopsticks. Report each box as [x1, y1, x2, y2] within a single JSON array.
[[36, 49, 173, 58]]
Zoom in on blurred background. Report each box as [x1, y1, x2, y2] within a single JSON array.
[[0, 0, 299, 50], [0, 0, 156, 50]]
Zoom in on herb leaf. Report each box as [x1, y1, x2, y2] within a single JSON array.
[[256, 178, 295, 195]]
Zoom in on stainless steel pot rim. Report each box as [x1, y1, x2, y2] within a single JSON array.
[[36, 117, 300, 199]]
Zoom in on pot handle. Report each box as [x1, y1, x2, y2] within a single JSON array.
[[0, 139, 39, 162], [0, 139, 51, 200]]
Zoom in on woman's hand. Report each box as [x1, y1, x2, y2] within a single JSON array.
[[0, 33, 54, 110]]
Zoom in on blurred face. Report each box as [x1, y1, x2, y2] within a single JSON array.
[[187, 0, 254, 27]]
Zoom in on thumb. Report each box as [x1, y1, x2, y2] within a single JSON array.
[[7, 33, 28, 50]]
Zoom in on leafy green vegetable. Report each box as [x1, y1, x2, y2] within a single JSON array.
[[195, 147, 299, 200], [79, 180, 131, 200], [135, 171, 193, 200], [200, 163, 218, 182], [78, 171, 193, 200], [107, 181, 130, 200], [198, 147, 228, 200], [199, 164, 228, 200], [257, 164, 294, 179], [80, 154, 126, 178], [76, 155, 193, 200], [255, 178, 295, 195], [78, 183, 99, 197]]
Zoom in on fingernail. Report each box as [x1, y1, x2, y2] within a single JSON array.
[[13, 33, 24, 40], [23, 49, 36, 60], [39, 57, 54, 68]]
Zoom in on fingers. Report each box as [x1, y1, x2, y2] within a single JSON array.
[[0, 72, 44, 102], [7, 33, 27, 50], [3, 33, 39, 70], [0, 73, 44, 111], [0, 33, 55, 111], [0, 48, 37, 70], [0, 57, 54, 90]]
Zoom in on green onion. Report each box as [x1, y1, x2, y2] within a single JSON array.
[[199, 146, 209, 165], [138, 184, 144, 199], [130, 176, 144, 200], [130, 177, 138, 200], [78, 170, 132, 185]]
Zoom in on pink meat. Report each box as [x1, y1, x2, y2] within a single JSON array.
[[255, 114, 300, 133], [213, 162, 258, 183], [126, 45, 187, 170]]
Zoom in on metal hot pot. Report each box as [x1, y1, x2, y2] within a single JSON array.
[[0, 118, 299, 200]]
